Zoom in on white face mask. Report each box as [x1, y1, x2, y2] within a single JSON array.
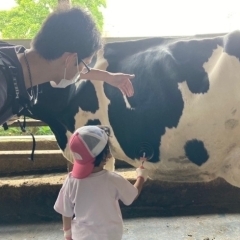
[[50, 56, 80, 88]]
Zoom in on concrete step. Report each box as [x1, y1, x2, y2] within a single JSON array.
[[0, 150, 67, 176], [0, 169, 136, 187], [0, 135, 58, 151], [0, 135, 132, 176], [0, 169, 135, 223], [1, 170, 240, 224], [0, 150, 132, 176]]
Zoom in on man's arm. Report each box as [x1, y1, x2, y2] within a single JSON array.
[[81, 69, 135, 97]]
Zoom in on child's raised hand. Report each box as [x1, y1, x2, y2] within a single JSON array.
[[139, 157, 147, 168], [136, 167, 149, 182]]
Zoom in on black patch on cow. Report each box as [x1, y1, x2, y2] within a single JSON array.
[[223, 30, 240, 61], [24, 107, 68, 151], [103, 40, 187, 163], [103, 36, 222, 163], [76, 81, 99, 112], [54, 85, 100, 147], [103, 37, 182, 61], [169, 37, 223, 94], [184, 139, 209, 166], [59, 80, 99, 133], [35, 80, 99, 115], [85, 119, 101, 126], [37, 82, 77, 113], [26, 80, 99, 150]]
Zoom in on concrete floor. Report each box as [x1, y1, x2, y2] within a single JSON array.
[[1, 214, 240, 240], [2, 175, 240, 240]]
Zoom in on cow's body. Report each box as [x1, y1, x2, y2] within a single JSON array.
[[27, 30, 240, 187]]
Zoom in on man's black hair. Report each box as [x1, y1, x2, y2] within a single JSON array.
[[31, 5, 102, 61]]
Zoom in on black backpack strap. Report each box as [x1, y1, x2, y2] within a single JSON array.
[[0, 46, 37, 161], [0, 59, 19, 117], [17, 113, 36, 161]]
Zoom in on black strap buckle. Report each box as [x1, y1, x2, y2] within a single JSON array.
[[17, 114, 36, 161], [2, 115, 36, 161]]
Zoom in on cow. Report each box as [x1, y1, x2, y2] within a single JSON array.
[[25, 30, 240, 188]]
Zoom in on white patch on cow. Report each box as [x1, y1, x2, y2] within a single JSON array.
[[150, 45, 240, 187], [62, 130, 73, 162], [104, 156, 115, 172]]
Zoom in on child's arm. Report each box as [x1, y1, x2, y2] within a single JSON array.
[[133, 167, 149, 200], [62, 215, 72, 240], [114, 160, 148, 206], [133, 176, 145, 200]]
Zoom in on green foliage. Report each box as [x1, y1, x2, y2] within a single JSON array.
[[35, 126, 53, 135], [0, 126, 53, 136], [0, 127, 23, 136], [0, 0, 106, 39]]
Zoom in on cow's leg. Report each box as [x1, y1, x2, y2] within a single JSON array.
[[104, 156, 115, 172]]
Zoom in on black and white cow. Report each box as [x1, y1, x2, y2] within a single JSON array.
[[27, 30, 240, 187]]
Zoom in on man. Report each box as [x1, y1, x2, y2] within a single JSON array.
[[0, 5, 134, 126]]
